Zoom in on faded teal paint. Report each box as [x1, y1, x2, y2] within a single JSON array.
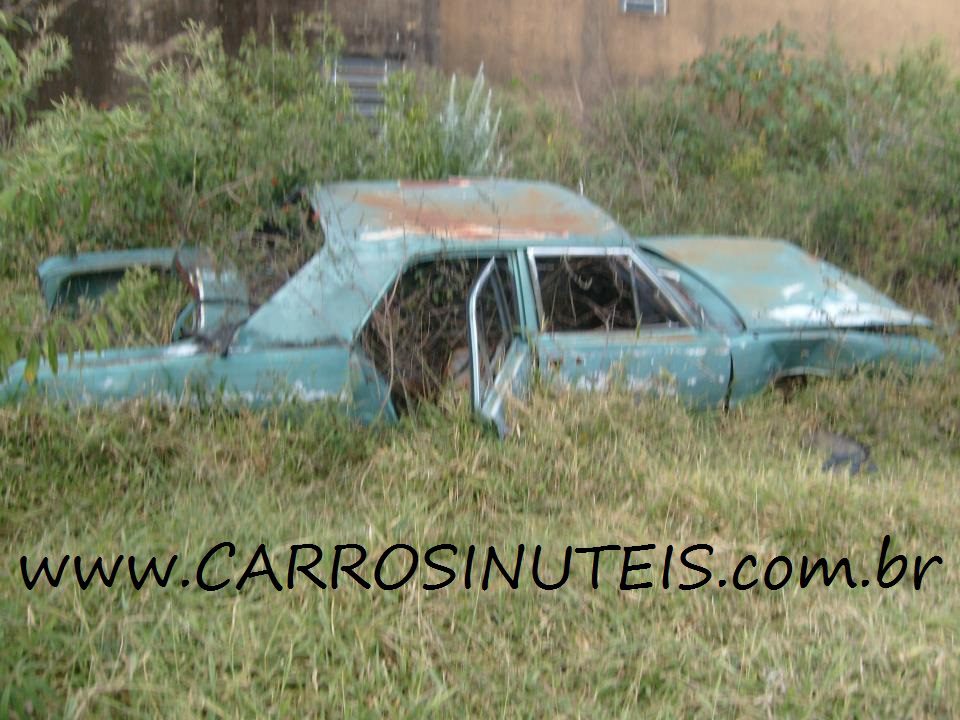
[[0, 341, 390, 416], [726, 328, 943, 402], [38, 248, 177, 310], [0, 179, 942, 421], [234, 179, 631, 348], [637, 237, 933, 331], [534, 328, 732, 406]]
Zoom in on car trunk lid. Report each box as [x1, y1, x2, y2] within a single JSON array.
[[638, 237, 932, 331]]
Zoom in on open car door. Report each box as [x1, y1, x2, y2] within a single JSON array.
[[467, 256, 533, 437]]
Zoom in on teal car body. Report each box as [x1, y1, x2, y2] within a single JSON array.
[[1, 179, 940, 432]]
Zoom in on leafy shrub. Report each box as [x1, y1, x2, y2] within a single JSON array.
[[586, 27, 960, 317], [498, 92, 587, 184], [683, 23, 847, 168], [374, 64, 504, 179], [0, 3, 70, 146], [0, 18, 365, 275]]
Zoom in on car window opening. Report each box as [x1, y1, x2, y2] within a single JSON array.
[[360, 256, 516, 414], [49, 266, 194, 350], [535, 254, 684, 332]]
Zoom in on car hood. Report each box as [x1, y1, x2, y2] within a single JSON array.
[[638, 237, 933, 331]]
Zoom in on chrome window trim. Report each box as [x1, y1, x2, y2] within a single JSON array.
[[524, 246, 698, 331], [467, 258, 499, 413]]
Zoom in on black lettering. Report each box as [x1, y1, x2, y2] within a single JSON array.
[[481, 545, 525, 590], [575, 545, 621, 590], [463, 545, 476, 590], [374, 544, 418, 590], [531, 545, 571, 590], [662, 544, 674, 589], [620, 545, 656, 590], [423, 544, 458, 591], [799, 556, 856, 588], [128, 555, 178, 590], [20, 555, 70, 589], [236, 544, 282, 592], [733, 555, 758, 590], [913, 555, 943, 590], [287, 544, 326, 589], [876, 535, 907, 588], [197, 541, 235, 591], [332, 544, 370, 589], [74, 555, 124, 590], [678, 544, 713, 590], [763, 556, 792, 590]]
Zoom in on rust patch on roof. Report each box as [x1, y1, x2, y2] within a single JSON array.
[[347, 183, 614, 241], [360, 224, 563, 242]]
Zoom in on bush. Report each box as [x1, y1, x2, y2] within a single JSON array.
[[0, 15, 509, 381], [585, 28, 960, 317], [0, 18, 365, 274], [0, 3, 70, 146]]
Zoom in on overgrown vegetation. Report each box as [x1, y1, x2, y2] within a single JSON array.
[[361, 258, 487, 411], [0, 3, 70, 146], [1, 352, 958, 717], [1, 14, 959, 717], [581, 25, 960, 317], [0, 14, 504, 378]]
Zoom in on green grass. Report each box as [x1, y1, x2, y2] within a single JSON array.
[[2, 340, 958, 718]]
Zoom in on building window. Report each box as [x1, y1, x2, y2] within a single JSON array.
[[621, 0, 668, 15]]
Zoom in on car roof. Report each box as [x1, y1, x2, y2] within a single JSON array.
[[235, 179, 631, 349], [311, 178, 631, 253]]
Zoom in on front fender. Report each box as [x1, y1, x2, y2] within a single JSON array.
[[728, 329, 941, 402]]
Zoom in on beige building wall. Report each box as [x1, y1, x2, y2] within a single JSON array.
[[38, 0, 960, 107], [438, 0, 960, 102]]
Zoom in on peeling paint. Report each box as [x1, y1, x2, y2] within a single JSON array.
[[782, 282, 805, 299], [164, 343, 202, 358], [639, 237, 933, 332], [765, 302, 920, 327], [361, 224, 570, 242]]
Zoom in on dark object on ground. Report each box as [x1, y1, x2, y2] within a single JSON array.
[[803, 430, 878, 476]]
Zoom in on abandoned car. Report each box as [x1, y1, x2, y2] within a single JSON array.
[[0, 179, 941, 433]]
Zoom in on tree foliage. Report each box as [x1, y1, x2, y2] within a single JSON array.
[[0, 14, 508, 383]]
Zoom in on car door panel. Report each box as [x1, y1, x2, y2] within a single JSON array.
[[467, 256, 533, 436], [536, 329, 731, 406], [525, 248, 732, 407]]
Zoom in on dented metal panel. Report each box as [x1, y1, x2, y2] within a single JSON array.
[[637, 237, 933, 330]]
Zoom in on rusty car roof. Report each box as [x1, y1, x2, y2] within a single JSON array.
[[311, 178, 628, 249], [234, 179, 631, 349]]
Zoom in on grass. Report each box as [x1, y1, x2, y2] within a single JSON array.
[[1, 338, 958, 717]]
